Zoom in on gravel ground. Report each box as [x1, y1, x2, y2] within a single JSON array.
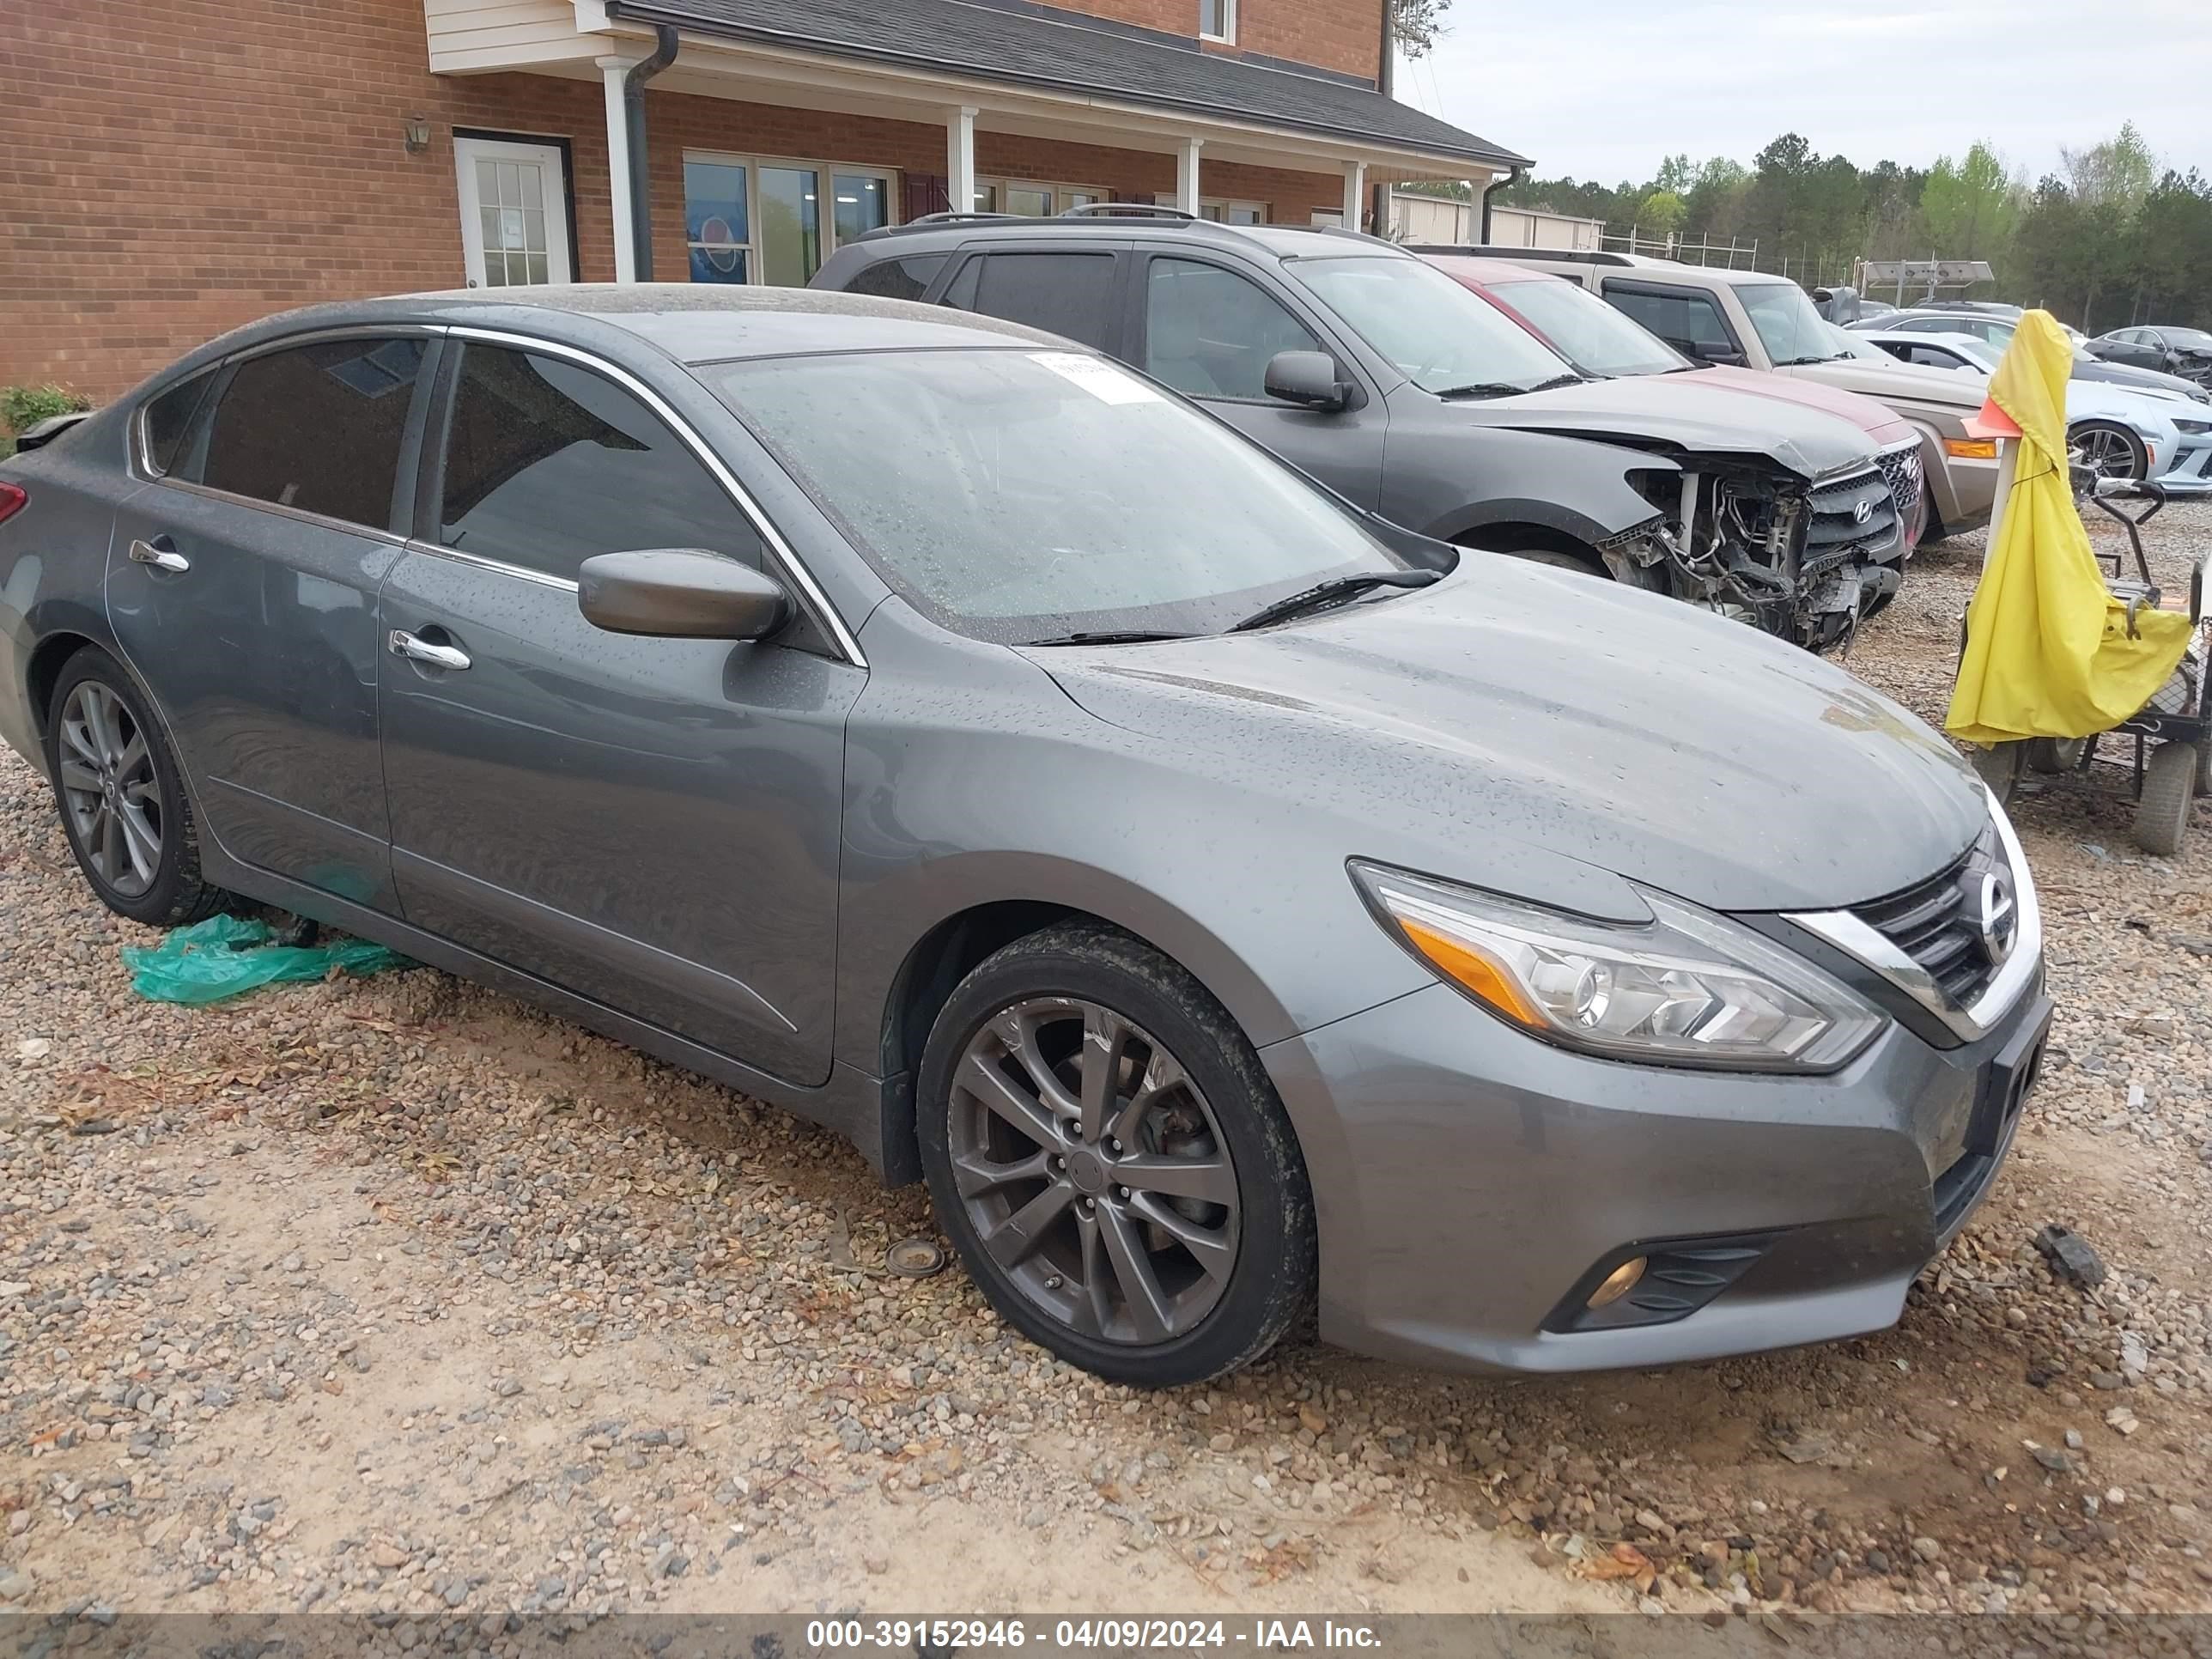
[[0, 503, 2208, 1626]]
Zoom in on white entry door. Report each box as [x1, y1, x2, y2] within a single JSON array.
[[455, 137, 573, 289]]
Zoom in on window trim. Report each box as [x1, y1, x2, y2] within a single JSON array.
[[1199, 0, 1236, 44], [434, 327, 868, 668], [132, 324, 445, 543], [1600, 279, 1748, 360], [684, 149, 899, 286], [974, 177, 1111, 217]]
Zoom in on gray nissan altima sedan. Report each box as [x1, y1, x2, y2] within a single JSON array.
[[0, 288, 2050, 1386]]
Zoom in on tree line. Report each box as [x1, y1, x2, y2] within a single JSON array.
[[1456, 125, 2212, 333]]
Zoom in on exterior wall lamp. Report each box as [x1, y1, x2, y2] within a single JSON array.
[[404, 115, 432, 155]]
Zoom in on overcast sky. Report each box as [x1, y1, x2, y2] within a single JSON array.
[[1397, 0, 2212, 185]]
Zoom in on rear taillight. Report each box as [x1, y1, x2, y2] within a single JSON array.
[[0, 483, 26, 528]]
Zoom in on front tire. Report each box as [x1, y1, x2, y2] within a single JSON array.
[[2069, 421, 2149, 483], [44, 646, 225, 927], [916, 922, 1315, 1388]]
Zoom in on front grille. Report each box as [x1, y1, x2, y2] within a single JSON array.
[[1802, 464, 1900, 568], [1849, 819, 2009, 1010], [1876, 441, 1923, 535]]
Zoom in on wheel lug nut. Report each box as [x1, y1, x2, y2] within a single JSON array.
[[1044, 1274, 1062, 1290], [1118, 1187, 1131, 1200], [1081, 1197, 1094, 1211]]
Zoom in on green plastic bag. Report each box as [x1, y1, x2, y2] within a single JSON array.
[[121, 914, 413, 1006]]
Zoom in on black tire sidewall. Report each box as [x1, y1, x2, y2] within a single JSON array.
[[2075, 422, 2148, 481], [917, 925, 1315, 1388], [44, 647, 204, 927]]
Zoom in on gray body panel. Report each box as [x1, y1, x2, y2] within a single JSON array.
[[0, 285, 2041, 1378]]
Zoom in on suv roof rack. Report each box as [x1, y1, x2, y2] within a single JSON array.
[[1057, 203, 1197, 221]]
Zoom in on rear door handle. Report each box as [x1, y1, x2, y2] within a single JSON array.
[[387, 629, 471, 672], [128, 537, 190, 574]]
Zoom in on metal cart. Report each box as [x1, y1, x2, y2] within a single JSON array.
[[1969, 480, 2209, 854]]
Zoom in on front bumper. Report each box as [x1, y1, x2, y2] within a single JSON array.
[[1261, 970, 2049, 1375], [2152, 434, 2212, 496]]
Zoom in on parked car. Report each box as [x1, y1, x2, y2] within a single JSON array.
[[1858, 331, 2212, 493], [818, 215, 1911, 649], [1421, 248, 2003, 542], [0, 288, 2051, 1386], [1852, 310, 2212, 404], [1421, 255, 1926, 555], [2088, 325, 2212, 386]]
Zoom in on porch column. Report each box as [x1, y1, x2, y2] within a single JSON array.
[[947, 106, 978, 215], [1175, 138, 1203, 215], [1341, 161, 1368, 231], [599, 57, 637, 283]]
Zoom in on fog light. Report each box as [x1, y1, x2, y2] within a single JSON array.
[[1586, 1256, 1647, 1310]]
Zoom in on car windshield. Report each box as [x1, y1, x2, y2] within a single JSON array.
[[1739, 283, 1844, 365], [2167, 327, 2212, 348], [1484, 277, 1688, 377], [708, 348, 1412, 644], [1288, 255, 1577, 395], [1944, 337, 2003, 373]]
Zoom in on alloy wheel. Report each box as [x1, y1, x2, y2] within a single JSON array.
[[56, 681, 162, 898], [2071, 425, 2144, 481], [947, 997, 1240, 1346]]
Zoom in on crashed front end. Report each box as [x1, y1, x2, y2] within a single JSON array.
[[1601, 439, 1917, 652]]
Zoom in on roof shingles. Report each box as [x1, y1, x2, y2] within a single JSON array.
[[603, 0, 1528, 168]]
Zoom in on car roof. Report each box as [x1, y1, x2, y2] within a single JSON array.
[[1859, 330, 1989, 350], [1416, 253, 1572, 285], [1407, 247, 1800, 288], [851, 210, 1409, 264], [178, 284, 1068, 368]]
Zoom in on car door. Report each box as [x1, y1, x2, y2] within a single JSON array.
[[375, 336, 861, 1085], [1131, 252, 1388, 508], [106, 331, 438, 910]]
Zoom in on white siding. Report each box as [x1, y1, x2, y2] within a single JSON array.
[[425, 0, 598, 72]]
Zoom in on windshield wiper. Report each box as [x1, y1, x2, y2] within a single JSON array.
[[1772, 354, 1843, 367], [1431, 381, 1531, 401], [1228, 570, 1440, 634], [1022, 630, 1196, 647]]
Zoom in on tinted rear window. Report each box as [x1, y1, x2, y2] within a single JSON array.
[[192, 337, 426, 529], [843, 254, 946, 303], [943, 252, 1119, 349]]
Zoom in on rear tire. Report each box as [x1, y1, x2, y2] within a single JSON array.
[[916, 921, 1315, 1388], [44, 646, 226, 928], [2134, 742, 2197, 855]]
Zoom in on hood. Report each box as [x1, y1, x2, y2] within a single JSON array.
[[1796, 355, 1991, 414], [2076, 359, 2210, 404], [1031, 560, 1987, 914], [2065, 380, 2180, 438], [1442, 374, 1870, 480], [1693, 363, 1918, 449]]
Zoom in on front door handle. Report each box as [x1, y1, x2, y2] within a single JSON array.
[[128, 538, 190, 574], [387, 629, 471, 672]]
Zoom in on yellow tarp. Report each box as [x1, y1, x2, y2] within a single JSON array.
[[1945, 309, 2192, 744]]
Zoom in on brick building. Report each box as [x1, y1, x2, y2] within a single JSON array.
[[3, 0, 1526, 397]]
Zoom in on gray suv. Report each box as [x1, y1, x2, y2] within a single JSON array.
[[0, 288, 2048, 1386], [815, 212, 1908, 651]]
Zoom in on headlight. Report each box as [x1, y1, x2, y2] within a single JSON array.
[[2175, 418, 2210, 434], [1349, 862, 1885, 1073]]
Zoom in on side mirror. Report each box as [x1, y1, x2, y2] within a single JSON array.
[[1265, 350, 1352, 411], [576, 549, 791, 641], [1690, 340, 1747, 368]]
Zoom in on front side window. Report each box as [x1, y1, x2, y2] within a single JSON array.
[[711, 348, 1409, 643], [945, 252, 1121, 350], [436, 345, 761, 580], [1291, 256, 1578, 394], [1607, 287, 1735, 359], [1144, 258, 1324, 400], [191, 337, 426, 528], [1737, 282, 1844, 365]]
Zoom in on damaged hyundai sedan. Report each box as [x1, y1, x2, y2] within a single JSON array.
[[0, 288, 2048, 1385]]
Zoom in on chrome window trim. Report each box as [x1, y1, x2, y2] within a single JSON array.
[[130, 323, 445, 492], [401, 538, 579, 593], [444, 326, 869, 669], [1784, 785, 2042, 1042], [141, 476, 414, 548]]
